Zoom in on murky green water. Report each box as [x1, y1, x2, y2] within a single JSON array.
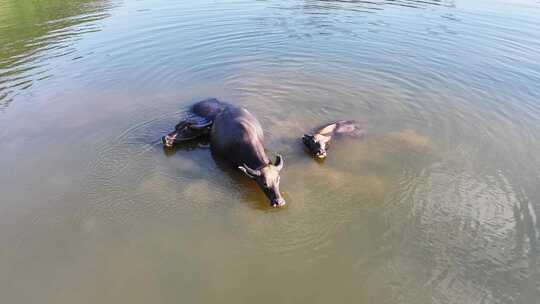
[[1, 0, 540, 303]]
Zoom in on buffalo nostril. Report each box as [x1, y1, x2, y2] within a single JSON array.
[[271, 199, 286, 208]]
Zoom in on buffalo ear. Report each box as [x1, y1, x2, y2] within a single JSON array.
[[274, 154, 284, 171]]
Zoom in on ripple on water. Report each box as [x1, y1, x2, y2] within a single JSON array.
[[381, 146, 538, 303], [83, 108, 229, 222], [0, 0, 116, 107], [2, 0, 540, 302], [230, 161, 391, 257]]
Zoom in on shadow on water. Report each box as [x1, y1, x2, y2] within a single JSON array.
[[0, 0, 115, 108], [161, 136, 283, 211]]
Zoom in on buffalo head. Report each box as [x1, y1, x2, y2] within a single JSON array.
[[302, 134, 330, 159], [162, 120, 212, 147], [238, 155, 286, 208]]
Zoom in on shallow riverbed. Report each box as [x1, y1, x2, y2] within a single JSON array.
[[1, 0, 539, 303]]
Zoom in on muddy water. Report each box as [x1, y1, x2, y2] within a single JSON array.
[[1, 0, 539, 303]]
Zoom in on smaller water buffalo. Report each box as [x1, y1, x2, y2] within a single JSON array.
[[164, 99, 286, 207], [162, 98, 225, 147], [303, 120, 365, 159]]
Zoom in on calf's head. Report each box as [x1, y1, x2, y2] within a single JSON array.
[[302, 134, 330, 159], [238, 155, 286, 208], [162, 121, 211, 147]]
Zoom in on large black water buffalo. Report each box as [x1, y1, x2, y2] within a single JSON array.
[[163, 99, 286, 207]]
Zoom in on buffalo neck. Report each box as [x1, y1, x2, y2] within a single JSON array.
[[244, 142, 270, 170]]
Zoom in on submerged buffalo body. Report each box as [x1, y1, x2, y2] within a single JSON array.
[[164, 99, 286, 207]]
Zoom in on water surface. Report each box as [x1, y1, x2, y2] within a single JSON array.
[[1, 0, 540, 303]]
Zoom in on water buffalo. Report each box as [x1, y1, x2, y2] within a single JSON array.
[[303, 120, 365, 159], [164, 99, 286, 207], [162, 98, 224, 146]]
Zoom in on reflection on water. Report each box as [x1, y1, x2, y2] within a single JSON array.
[[280, 0, 454, 13], [1, 0, 540, 303], [0, 0, 114, 107]]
